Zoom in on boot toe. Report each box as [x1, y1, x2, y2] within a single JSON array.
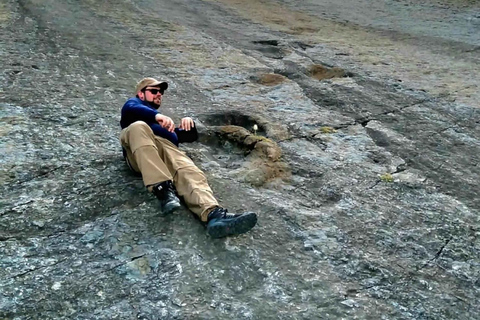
[[207, 212, 257, 238], [161, 199, 181, 215]]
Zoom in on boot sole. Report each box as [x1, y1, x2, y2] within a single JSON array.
[[207, 212, 257, 238]]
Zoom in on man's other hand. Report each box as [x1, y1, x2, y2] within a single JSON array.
[[179, 117, 195, 131], [155, 114, 175, 132]]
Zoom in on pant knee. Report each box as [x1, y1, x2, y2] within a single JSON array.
[[122, 122, 157, 153], [128, 121, 152, 134]]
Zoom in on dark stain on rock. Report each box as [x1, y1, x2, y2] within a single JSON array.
[[291, 41, 314, 50], [309, 64, 347, 80], [215, 125, 290, 186], [199, 111, 266, 136], [255, 73, 287, 86], [251, 40, 286, 59], [252, 40, 279, 46], [198, 112, 289, 186]]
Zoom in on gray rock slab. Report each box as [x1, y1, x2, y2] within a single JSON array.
[[1, 0, 479, 319]]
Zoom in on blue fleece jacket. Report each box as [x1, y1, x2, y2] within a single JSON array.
[[120, 97, 180, 146]]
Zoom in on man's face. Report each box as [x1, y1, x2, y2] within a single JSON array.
[[141, 86, 164, 107]]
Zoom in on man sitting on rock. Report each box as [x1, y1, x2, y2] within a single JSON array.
[[120, 77, 257, 238]]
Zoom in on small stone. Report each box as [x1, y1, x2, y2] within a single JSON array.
[[304, 242, 314, 251], [32, 220, 45, 228], [341, 299, 358, 308], [51, 282, 62, 290]]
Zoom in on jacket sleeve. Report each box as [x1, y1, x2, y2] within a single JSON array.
[[150, 123, 179, 146], [121, 98, 158, 124]]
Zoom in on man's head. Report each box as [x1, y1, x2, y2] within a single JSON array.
[[135, 77, 168, 108]]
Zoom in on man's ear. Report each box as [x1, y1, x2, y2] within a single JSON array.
[[137, 91, 145, 100]]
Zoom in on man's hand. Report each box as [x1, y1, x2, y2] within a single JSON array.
[[155, 114, 175, 132], [179, 117, 195, 131]]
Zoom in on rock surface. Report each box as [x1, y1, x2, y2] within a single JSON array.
[[1, 0, 479, 319]]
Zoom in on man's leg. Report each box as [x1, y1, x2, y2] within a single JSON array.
[[152, 136, 218, 221], [174, 166, 219, 222], [122, 126, 257, 237], [120, 121, 180, 213], [120, 121, 173, 187]]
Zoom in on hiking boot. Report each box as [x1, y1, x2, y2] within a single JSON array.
[[206, 207, 257, 238], [152, 181, 181, 214]]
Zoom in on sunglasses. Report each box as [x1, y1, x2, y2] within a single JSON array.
[[144, 88, 164, 95]]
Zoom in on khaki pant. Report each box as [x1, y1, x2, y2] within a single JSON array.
[[120, 121, 218, 221]]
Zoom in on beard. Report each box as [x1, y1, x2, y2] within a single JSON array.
[[146, 99, 161, 110]]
